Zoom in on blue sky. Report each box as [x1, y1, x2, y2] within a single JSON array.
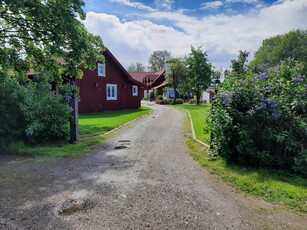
[[82, 0, 307, 71]]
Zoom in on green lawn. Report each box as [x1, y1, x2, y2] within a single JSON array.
[[79, 107, 152, 138], [4, 106, 152, 157], [169, 103, 211, 143]]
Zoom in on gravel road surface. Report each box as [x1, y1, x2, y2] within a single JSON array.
[[0, 104, 306, 229]]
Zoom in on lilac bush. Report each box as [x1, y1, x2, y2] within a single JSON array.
[[209, 62, 307, 176]]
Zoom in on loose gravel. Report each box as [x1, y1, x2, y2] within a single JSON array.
[[0, 104, 306, 229]]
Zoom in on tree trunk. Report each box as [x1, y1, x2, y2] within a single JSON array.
[[196, 91, 200, 105], [173, 81, 177, 105]]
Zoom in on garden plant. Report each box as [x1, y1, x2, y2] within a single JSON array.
[[209, 58, 307, 177]]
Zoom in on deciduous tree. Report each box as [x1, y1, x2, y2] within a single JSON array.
[[127, 62, 146, 72], [0, 0, 105, 81], [148, 50, 171, 72], [250, 30, 307, 76], [186, 46, 212, 105], [167, 58, 188, 104]]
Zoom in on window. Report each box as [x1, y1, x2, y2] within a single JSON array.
[[132, 85, 138, 96], [107, 84, 117, 100], [97, 63, 106, 77]]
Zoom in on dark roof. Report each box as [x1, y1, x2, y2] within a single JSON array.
[[129, 70, 165, 86]]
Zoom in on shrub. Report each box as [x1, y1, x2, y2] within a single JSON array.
[[0, 78, 71, 144], [157, 95, 163, 100], [175, 99, 183, 104], [0, 79, 27, 143], [209, 62, 307, 172], [155, 99, 170, 105], [293, 150, 307, 177], [189, 99, 197, 104]]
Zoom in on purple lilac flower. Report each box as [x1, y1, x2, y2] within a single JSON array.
[[293, 75, 304, 82], [222, 99, 231, 105], [273, 66, 280, 71], [257, 72, 270, 80], [256, 102, 267, 111], [64, 95, 72, 102], [259, 93, 265, 101], [221, 92, 227, 99], [267, 98, 277, 108]]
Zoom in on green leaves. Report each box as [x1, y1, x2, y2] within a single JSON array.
[[210, 52, 307, 174], [0, 0, 105, 79], [148, 50, 171, 72], [250, 30, 307, 77], [186, 46, 212, 104]]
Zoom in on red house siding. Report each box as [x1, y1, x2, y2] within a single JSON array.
[[76, 50, 144, 113]]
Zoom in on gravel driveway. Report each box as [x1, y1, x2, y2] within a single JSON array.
[[0, 104, 306, 229]]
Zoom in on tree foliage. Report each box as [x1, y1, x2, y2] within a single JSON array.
[[250, 29, 307, 76], [186, 46, 212, 105], [167, 58, 188, 104], [231, 50, 249, 76], [127, 62, 146, 72], [148, 50, 171, 72], [0, 0, 105, 81]]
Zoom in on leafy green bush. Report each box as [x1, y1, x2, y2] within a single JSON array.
[[0, 78, 71, 144], [209, 62, 307, 172], [157, 95, 163, 100], [175, 99, 183, 104], [293, 150, 307, 177], [189, 98, 197, 104], [0, 79, 27, 143]]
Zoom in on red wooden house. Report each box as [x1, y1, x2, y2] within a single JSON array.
[[76, 49, 144, 113]]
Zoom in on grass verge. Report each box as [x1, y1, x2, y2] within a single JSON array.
[[169, 103, 211, 143], [3, 106, 152, 157], [177, 103, 307, 213]]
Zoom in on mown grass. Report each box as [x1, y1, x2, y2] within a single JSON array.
[[79, 107, 152, 138], [3, 106, 152, 157], [173, 103, 307, 213], [169, 103, 211, 143]]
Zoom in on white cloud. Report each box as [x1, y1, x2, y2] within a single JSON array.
[[202, 1, 224, 10], [84, 0, 307, 70], [111, 0, 154, 11], [154, 0, 174, 11]]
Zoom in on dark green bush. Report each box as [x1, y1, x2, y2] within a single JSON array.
[[209, 63, 307, 172], [157, 95, 163, 100], [293, 150, 307, 177], [0, 78, 71, 144], [0, 79, 27, 143]]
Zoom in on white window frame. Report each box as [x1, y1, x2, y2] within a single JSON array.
[[132, 85, 138, 96], [107, 84, 117, 100], [97, 63, 106, 77]]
